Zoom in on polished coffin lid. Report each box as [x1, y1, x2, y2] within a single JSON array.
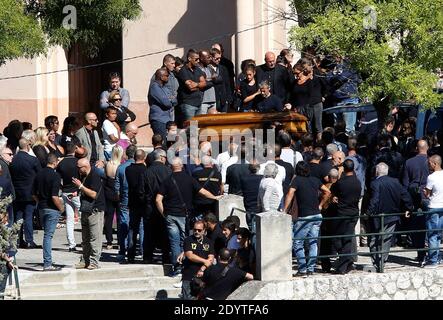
[[184, 111, 308, 140]]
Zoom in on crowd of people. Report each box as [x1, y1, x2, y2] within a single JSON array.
[[0, 43, 443, 300]]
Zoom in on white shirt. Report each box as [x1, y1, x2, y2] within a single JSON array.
[[258, 161, 286, 186], [280, 148, 303, 168], [426, 170, 443, 209], [102, 119, 119, 152], [258, 177, 284, 212]]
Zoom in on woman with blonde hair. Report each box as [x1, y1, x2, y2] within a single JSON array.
[[103, 145, 124, 249], [32, 127, 50, 168]]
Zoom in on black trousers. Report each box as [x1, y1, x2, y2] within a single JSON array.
[[319, 220, 334, 272], [104, 199, 118, 245], [332, 217, 358, 273], [151, 206, 170, 263], [127, 205, 153, 261]]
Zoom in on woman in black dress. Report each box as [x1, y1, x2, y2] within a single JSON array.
[[47, 129, 65, 158], [239, 65, 261, 112]]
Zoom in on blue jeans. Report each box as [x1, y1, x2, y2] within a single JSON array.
[[13, 202, 35, 244], [180, 104, 199, 122], [117, 203, 129, 256], [150, 120, 168, 142], [337, 97, 359, 133], [425, 208, 443, 265], [293, 214, 322, 273], [165, 215, 186, 269], [40, 209, 61, 268]]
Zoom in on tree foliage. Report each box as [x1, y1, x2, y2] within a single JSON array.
[[30, 0, 142, 58], [290, 0, 443, 110], [0, 0, 46, 64], [0, 0, 142, 65]]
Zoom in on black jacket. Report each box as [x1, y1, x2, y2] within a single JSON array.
[[255, 64, 294, 103], [144, 161, 172, 201], [367, 175, 413, 227], [0, 157, 15, 200], [213, 64, 233, 111], [10, 151, 41, 202], [226, 163, 250, 195], [125, 163, 148, 207]]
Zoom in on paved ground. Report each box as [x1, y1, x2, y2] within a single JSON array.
[[14, 223, 425, 275], [15, 222, 155, 272]]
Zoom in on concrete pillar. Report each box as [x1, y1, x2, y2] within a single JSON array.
[[217, 194, 248, 228], [235, 0, 255, 74], [256, 210, 292, 281]]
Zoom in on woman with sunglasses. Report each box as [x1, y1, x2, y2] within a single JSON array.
[[108, 90, 136, 132]]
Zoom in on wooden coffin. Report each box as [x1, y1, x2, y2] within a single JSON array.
[[184, 111, 308, 140]]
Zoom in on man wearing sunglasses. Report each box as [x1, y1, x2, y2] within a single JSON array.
[[176, 49, 207, 127], [75, 112, 105, 169], [181, 220, 214, 300]]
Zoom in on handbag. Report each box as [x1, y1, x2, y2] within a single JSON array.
[[80, 179, 103, 214]]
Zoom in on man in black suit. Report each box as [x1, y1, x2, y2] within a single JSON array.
[[367, 162, 413, 272], [10, 138, 41, 248], [211, 43, 235, 99], [210, 47, 233, 112], [255, 52, 294, 104]]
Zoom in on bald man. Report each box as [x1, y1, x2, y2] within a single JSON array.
[[117, 122, 138, 151], [75, 112, 105, 168], [255, 51, 293, 103], [156, 157, 223, 277], [332, 151, 346, 178], [72, 157, 106, 270], [401, 139, 429, 264], [148, 67, 177, 141]]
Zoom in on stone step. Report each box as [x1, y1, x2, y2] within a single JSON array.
[[20, 287, 182, 300], [18, 265, 171, 285], [18, 276, 182, 295]]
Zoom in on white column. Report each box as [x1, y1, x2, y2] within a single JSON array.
[[256, 210, 292, 281], [235, 0, 256, 75]]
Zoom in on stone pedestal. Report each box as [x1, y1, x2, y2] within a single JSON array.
[[256, 210, 292, 281], [217, 194, 248, 228]]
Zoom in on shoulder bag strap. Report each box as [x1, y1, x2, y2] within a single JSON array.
[[202, 168, 216, 189], [171, 175, 189, 216]]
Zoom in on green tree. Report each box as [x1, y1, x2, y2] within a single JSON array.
[[31, 0, 142, 58], [0, 0, 142, 65], [290, 0, 443, 115], [0, 0, 46, 65]]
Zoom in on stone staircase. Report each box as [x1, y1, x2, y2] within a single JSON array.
[[5, 265, 182, 300]]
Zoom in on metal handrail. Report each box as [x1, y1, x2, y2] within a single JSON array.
[[293, 210, 443, 273]]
